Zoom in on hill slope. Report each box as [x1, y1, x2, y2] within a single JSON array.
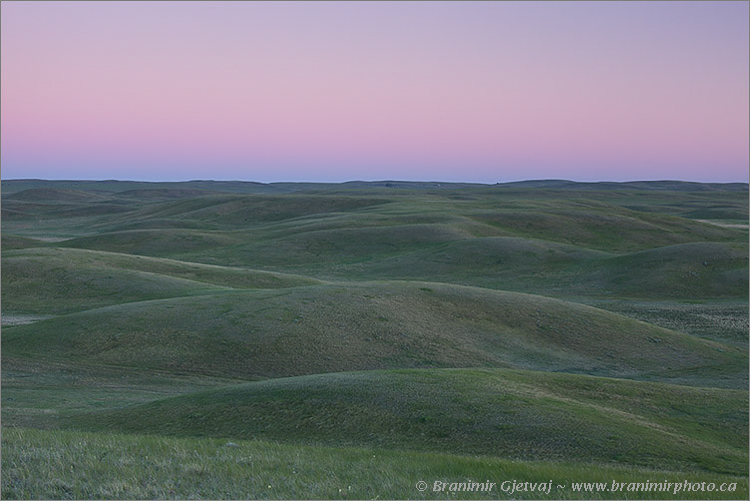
[[3, 282, 743, 387], [2, 247, 320, 314], [67, 368, 748, 475]]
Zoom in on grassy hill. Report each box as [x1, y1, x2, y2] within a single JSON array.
[[588, 299, 749, 347], [569, 242, 748, 299], [3, 282, 744, 387], [66, 368, 748, 475], [6, 188, 737, 302], [352, 238, 747, 299], [1, 179, 288, 195], [1, 235, 50, 250], [1, 247, 319, 314], [2, 179, 747, 499], [39, 214, 744, 303]]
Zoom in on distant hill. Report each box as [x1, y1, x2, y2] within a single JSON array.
[[497, 179, 749, 191], [4, 187, 112, 202], [3, 178, 747, 196], [1, 179, 288, 195]]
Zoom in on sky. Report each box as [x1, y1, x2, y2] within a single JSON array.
[[1, 1, 748, 183]]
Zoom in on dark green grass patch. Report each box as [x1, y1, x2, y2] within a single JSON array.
[[568, 242, 748, 300], [65, 368, 748, 476], [1, 355, 248, 430], [585, 300, 748, 347], [3, 282, 743, 387], [1, 247, 320, 314], [0, 234, 48, 250], [4, 428, 746, 500]]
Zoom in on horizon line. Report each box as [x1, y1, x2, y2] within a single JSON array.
[[2, 177, 749, 185]]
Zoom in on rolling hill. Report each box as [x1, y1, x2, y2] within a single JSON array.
[[3, 282, 744, 387], [1, 247, 320, 314], [66, 368, 748, 475], [2, 179, 747, 499]]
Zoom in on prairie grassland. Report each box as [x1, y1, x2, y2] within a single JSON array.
[[65, 368, 748, 476], [4, 283, 745, 386], [1, 180, 747, 499], [3, 428, 747, 500]]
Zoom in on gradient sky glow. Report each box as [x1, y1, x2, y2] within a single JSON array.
[[2, 1, 748, 183]]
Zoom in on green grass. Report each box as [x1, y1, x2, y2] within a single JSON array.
[[5, 189, 741, 301], [5, 187, 114, 202], [1, 355, 247, 430], [341, 238, 747, 300], [0, 234, 50, 250], [585, 299, 748, 347], [4, 184, 746, 304], [1, 247, 320, 314], [3, 428, 747, 500], [63, 368, 748, 476], [3, 282, 744, 386], [569, 242, 749, 299], [2, 180, 747, 499]]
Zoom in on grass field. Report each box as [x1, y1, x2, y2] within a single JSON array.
[[2, 179, 748, 499], [3, 428, 747, 500]]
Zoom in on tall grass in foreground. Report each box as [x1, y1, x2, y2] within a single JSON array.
[[2, 428, 747, 500]]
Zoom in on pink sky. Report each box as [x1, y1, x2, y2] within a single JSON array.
[[2, 1, 748, 183]]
